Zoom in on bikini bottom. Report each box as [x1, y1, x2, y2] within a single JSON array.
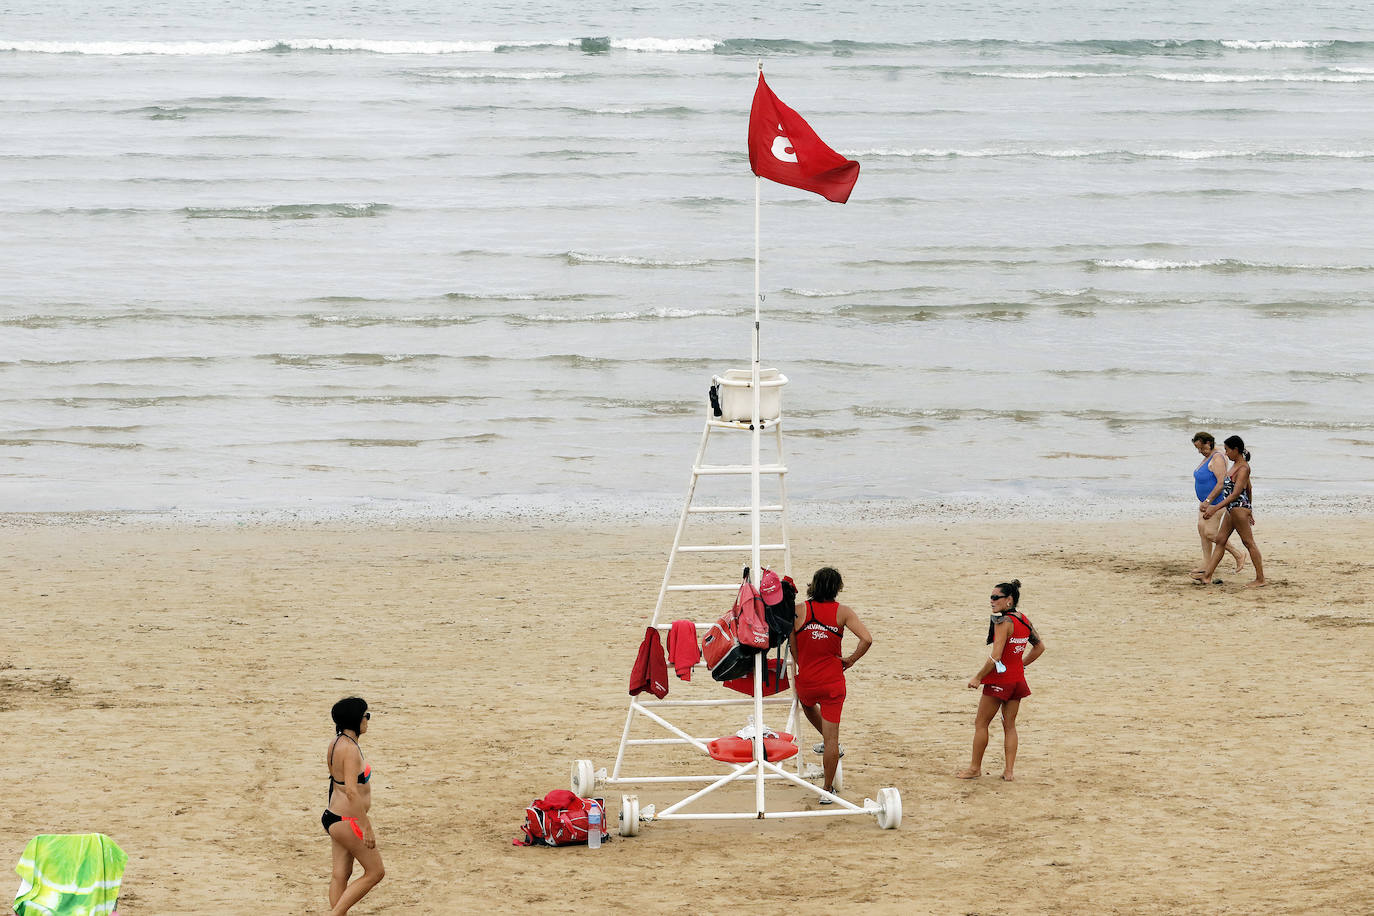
[[321, 809, 364, 840]]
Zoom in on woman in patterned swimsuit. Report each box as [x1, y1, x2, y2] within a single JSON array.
[[1194, 435, 1266, 588]]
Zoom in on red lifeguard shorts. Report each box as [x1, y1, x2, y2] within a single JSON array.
[[796, 680, 846, 723], [982, 678, 1030, 702]]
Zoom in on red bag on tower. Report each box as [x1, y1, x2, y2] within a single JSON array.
[[701, 575, 770, 682]]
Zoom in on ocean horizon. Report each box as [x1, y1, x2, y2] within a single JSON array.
[[3, 1, 1372, 516]]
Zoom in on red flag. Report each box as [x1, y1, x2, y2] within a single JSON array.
[[748, 73, 859, 204]]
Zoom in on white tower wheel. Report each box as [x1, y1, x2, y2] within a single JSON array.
[[876, 787, 902, 830], [618, 795, 640, 837], [571, 759, 595, 796]]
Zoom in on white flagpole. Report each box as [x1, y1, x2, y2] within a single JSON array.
[[751, 62, 765, 810], [751, 61, 763, 595]]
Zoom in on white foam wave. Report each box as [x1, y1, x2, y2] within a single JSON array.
[[967, 70, 1128, 80], [567, 251, 709, 267], [1220, 39, 1334, 50], [587, 106, 666, 115], [524, 307, 736, 322], [1138, 148, 1374, 160], [851, 147, 1096, 159], [1093, 259, 1221, 270], [781, 288, 858, 298], [281, 38, 558, 53], [310, 313, 476, 324], [848, 147, 1374, 161], [846, 147, 1011, 158], [1092, 258, 1372, 271], [2, 39, 278, 55], [428, 70, 569, 80], [965, 67, 1373, 84], [1141, 149, 1233, 160], [850, 147, 1087, 160], [1152, 71, 1374, 83], [608, 37, 718, 52]]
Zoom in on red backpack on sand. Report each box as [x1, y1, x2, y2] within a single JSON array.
[[702, 576, 770, 682], [517, 790, 608, 847]]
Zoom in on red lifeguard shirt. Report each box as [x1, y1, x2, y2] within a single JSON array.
[[983, 612, 1033, 686], [795, 600, 845, 690]]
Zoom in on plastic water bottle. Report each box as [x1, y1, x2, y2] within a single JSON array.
[[587, 801, 602, 849]]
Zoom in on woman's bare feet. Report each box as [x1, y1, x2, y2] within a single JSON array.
[[1243, 579, 1268, 589], [1000, 773, 1015, 781], [1232, 550, 1246, 573], [954, 767, 981, 779]]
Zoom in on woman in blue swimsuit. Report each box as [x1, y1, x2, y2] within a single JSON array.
[[1191, 432, 1244, 576], [323, 697, 384, 915], [1194, 436, 1266, 588]]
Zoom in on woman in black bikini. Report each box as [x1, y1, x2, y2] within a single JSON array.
[[324, 697, 383, 915]]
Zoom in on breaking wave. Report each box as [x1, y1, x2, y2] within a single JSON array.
[[181, 203, 390, 219]]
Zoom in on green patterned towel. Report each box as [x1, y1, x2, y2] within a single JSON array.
[[14, 834, 126, 916]]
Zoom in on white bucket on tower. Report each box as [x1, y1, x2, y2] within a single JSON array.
[[712, 368, 787, 423]]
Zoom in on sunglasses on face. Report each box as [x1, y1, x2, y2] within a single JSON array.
[[363, 712, 371, 720], [990, 594, 1006, 601]]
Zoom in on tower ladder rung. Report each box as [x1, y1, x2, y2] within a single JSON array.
[[664, 584, 745, 593], [676, 543, 787, 553], [688, 504, 784, 514], [692, 464, 787, 476]]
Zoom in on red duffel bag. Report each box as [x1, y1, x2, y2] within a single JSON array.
[[517, 790, 608, 847]]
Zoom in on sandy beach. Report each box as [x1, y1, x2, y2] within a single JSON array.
[[2, 512, 1371, 914]]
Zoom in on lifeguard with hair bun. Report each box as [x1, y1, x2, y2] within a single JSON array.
[[956, 580, 1046, 782]]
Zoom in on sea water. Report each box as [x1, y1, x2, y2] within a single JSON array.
[[2, 1, 1372, 516]]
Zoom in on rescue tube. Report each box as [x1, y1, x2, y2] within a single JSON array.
[[707, 732, 798, 763]]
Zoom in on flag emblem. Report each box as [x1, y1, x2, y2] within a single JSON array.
[[748, 73, 859, 203]]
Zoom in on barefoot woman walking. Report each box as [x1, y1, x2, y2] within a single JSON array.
[[1191, 432, 1244, 575], [956, 580, 1045, 781], [1194, 435, 1266, 589], [323, 697, 384, 915]]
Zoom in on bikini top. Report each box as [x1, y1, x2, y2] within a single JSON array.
[[327, 734, 372, 800]]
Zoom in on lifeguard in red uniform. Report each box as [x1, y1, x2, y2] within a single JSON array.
[[956, 579, 1046, 781], [791, 567, 872, 803]]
